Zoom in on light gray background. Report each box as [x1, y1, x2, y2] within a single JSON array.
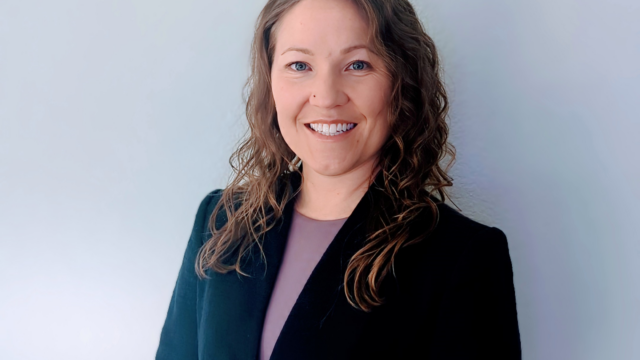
[[0, 0, 638, 359]]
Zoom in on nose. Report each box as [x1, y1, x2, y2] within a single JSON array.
[[309, 70, 348, 109]]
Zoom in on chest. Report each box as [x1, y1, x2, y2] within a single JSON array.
[[193, 228, 445, 360]]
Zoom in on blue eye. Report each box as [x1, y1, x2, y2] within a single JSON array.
[[349, 60, 368, 71], [290, 62, 308, 71], [287, 60, 369, 72]]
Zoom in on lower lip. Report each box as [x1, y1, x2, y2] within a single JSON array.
[[304, 124, 357, 141]]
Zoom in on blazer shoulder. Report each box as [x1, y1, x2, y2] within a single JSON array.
[[414, 201, 511, 262], [191, 189, 224, 246], [201, 188, 224, 214], [433, 201, 502, 237], [395, 201, 514, 297]]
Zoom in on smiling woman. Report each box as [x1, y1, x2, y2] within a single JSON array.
[[270, 0, 392, 219], [156, 0, 521, 359]]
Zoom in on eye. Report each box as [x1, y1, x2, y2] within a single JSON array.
[[288, 61, 309, 72], [348, 60, 370, 71]]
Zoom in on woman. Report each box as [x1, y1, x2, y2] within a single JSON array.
[[156, 0, 521, 359]]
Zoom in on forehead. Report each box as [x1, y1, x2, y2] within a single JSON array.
[[273, 0, 370, 55]]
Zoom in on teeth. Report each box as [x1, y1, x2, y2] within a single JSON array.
[[309, 122, 356, 136]]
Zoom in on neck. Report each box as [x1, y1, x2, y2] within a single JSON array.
[[295, 160, 380, 220]]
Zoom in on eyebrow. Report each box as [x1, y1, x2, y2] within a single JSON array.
[[280, 44, 370, 56]]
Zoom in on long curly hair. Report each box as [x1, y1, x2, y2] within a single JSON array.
[[196, 0, 455, 312]]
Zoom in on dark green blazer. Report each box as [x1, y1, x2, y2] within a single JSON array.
[[156, 171, 521, 359]]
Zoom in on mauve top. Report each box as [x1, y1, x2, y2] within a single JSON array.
[[259, 208, 348, 360]]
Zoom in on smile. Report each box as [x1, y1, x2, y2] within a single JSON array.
[[305, 122, 357, 136]]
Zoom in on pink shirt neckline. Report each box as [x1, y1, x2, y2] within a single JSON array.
[[293, 208, 349, 222]]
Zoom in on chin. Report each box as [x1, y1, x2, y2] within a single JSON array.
[[303, 158, 354, 177]]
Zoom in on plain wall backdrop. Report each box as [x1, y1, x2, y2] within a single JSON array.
[[0, 0, 638, 359]]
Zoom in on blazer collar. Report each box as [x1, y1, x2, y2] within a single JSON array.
[[208, 169, 384, 360]]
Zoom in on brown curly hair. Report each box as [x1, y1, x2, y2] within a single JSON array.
[[196, 0, 455, 312]]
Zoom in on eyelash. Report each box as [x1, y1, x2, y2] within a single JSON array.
[[286, 59, 371, 72]]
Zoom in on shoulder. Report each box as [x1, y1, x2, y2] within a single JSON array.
[[388, 201, 515, 302], [198, 188, 224, 210], [196, 189, 224, 220], [432, 203, 508, 257], [190, 189, 225, 246], [397, 201, 511, 278], [432, 201, 508, 247], [191, 177, 291, 245]]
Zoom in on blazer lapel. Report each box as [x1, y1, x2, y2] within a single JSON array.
[[269, 175, 382, 360], [199, 179, 297, 360]]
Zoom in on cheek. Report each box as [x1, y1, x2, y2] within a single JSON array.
[[355, 80, 391, 135], [272, 78, 302, 122], [353, 72, 390, 113], [271, 78, 304, 151], [271, 79, 287, 115]]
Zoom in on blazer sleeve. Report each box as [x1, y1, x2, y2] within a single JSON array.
[[430, 227, 522, 359], [155, 190, 221, 360]]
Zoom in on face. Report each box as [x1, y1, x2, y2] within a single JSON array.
[[270, 0, 392, 177]]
